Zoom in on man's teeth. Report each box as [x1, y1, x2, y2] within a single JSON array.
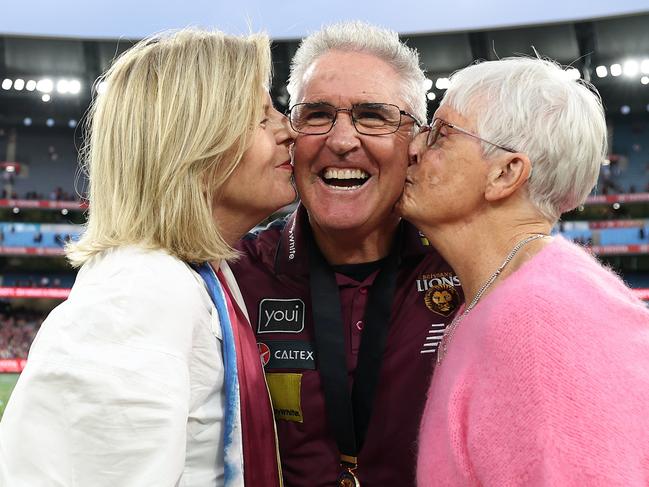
[[322, 168, 370, 180]]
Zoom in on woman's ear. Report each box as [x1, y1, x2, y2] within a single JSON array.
[[484, 153, 532, 202]]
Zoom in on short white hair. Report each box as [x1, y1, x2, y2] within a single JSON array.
[[442, 57, 607, 222], [287, 21, 428, 124]]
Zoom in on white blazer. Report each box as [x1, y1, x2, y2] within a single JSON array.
[[0, 246, 247, 487]]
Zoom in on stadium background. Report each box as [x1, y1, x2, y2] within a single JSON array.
[[1, 5, 649, 417]]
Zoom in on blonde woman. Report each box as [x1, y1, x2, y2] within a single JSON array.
[[0, 29, 295, 487]]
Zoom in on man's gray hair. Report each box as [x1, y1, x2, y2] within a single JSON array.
[[287, 21, 428, 124], [442, 57, 607, 222]]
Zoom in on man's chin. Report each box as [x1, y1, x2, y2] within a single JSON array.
[[308, 213, 370, 232]]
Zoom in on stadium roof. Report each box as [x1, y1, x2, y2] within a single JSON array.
[[1, 11, 648, 126]]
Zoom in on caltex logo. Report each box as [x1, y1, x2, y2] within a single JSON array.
[[258, 342, 271, 367]]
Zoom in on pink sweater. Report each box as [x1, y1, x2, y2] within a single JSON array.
[[417, 236, 649, 486]]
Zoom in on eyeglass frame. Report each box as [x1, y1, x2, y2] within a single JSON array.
[[286, 102, 422, 136], [423, 118, 517, 153]]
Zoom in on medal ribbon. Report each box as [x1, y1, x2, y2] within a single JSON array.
[[307, 226, 401, 481]]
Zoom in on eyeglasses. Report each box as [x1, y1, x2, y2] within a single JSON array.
[[424, 118, 517, 153], [287, 102, 421, 136]]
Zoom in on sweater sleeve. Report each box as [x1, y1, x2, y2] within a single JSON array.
[[464, 295, 647, 487]]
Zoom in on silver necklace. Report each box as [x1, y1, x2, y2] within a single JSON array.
[[437, 233, 548, 365]]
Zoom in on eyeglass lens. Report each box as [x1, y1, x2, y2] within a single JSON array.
[[290, 103, 403, 135]]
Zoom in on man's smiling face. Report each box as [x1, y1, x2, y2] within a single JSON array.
[[292, 50, 416, 235]]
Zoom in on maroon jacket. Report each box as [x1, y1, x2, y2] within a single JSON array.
[[231, 206, 462, 487]]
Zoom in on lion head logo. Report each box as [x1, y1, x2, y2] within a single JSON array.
[[424, 284, 460, 317]]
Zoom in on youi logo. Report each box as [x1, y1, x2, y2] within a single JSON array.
[[257, 298, 305, 334]]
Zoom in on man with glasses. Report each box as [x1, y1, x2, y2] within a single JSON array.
[[231, 21, 461, 487]]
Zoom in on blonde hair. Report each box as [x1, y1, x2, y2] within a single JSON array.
[[66, 28, 271, 267]]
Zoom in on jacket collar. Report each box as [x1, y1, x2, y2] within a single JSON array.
[[274, 204, 437, 276]]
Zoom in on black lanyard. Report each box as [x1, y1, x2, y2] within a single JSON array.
[[307, 227, 401, 466]]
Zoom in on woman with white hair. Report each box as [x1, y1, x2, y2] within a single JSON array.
[[0, 29, 295, 486], [399, 57, 649, 486]]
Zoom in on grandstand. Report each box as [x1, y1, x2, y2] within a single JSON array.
[[1, 9, 649, 418]]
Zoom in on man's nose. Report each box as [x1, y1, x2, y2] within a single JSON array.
[[325, 110, 361, 155]]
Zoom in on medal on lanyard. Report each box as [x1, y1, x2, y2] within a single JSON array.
[[308, 227, 400, 487], [337, 455, 361, 487]]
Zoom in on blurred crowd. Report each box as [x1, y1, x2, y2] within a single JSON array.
[[0, 308, 45, 359], [1, 187, 81, 202]]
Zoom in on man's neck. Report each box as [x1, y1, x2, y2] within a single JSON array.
[[310, 217, 401, 265]]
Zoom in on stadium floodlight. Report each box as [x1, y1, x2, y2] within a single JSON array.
[[46, 118, 55, 127], [13, 79, 25, 91], [37, 78, 54, 93], [1, 79, 12, 90], [23, 117, 32, 126], [56, 79, 70, 94], [623, 60, 639, 77], [435, 77, 450, 90], [423, 78, 433, 91], [426, 92, 436, 101], [595, 65, 608, 78], [42, 94, 51, 102], [642, 76, 649, 85], [642, 59, 649, 74], [68, 79, 81, 95], [620, 105, 630, 115], [565, 67, 581, 80], [25, 80, 37, 91], [68, 119, 77, 128], [610, 64, 622, 77]]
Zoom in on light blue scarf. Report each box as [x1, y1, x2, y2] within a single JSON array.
[[193, 262, 244, 486]]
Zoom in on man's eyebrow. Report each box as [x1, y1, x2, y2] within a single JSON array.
[[300, 100, 332, 105], [359, 102, 388, 108]]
